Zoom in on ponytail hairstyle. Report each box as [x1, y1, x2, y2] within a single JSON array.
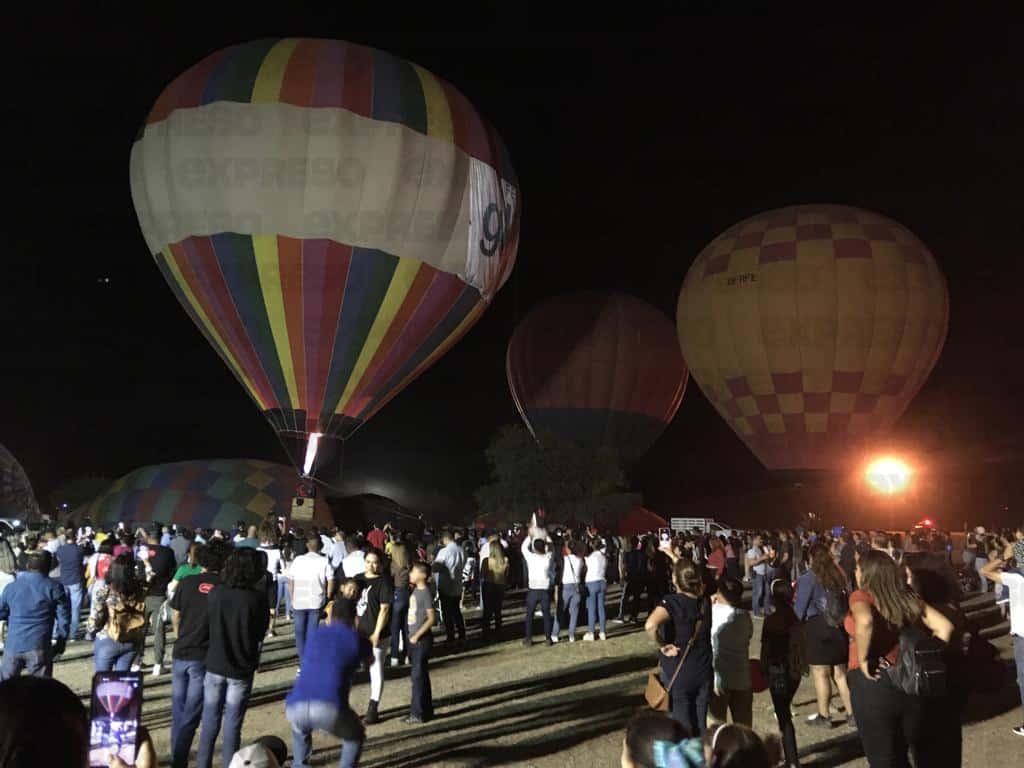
[[672, 558, 704, 596]]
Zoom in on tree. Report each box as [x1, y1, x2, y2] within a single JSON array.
[[474, 424, 625, 520], [48, 476, 112, 515]]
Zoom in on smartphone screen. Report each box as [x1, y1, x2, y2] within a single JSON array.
[[658, 527, 671, 544], [89, 671, 143, 768]]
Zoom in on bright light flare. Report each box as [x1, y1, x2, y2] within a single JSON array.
[[865, 456, 912, 495], [302, 432, 324, 477]]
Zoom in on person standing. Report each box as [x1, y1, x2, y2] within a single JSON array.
[[981, 553, 1024, 737], [54, 535, 85, 642], [387, 536, 411, 667], [480, 538, 509, 640], [583, 539, 608, 642], [168, 539, 229, 768], [288, 536, 334, 670], [286, 597, 371, 768], [708, 576, 753, 728], [761, 579, 805, 767], [645, 557, 713, 736], [0, 552, 69, 680], [432, 531, 466, 643], [257, 523, 283, 638], [405, 562, 437, 724], [746, 535, 771, 617], [552, 542, 584, 643], [355, 550, 392, 725], [521, 535, 553, 647], [88, 554, 146, 673], [141, 532, 176, 677], [196, 548, 269, 768]]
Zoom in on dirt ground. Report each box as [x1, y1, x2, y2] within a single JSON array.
[[50, 587, 1022, 767]]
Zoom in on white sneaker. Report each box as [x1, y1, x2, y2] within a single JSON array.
[[550, 634, 560, 643], [130, 663, 141, 672], [599, 631, 607, 641], [568, 635, 576, 643], [150, 664, 162, 677], [583, 632, 595, 641]]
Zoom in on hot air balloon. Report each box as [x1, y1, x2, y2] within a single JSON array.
[[507, 292, 688, 463], [0, 443, 39, 521], [130, 39, 519, 478], [676, 204, 948, 471], [84, 459, 332, 530]]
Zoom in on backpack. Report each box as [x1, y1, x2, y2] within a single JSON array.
[[885, 622, 947, 697], [821, 588, 849, 628]]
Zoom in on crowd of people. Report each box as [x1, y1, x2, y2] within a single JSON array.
[[0, 516, 1021, 767]]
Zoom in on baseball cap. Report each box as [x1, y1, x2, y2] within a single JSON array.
[[228, 736, 287, 768]]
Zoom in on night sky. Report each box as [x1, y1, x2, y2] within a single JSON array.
[[4, 9, 1023, 523]]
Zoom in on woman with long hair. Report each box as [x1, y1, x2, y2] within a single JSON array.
[[620, 711, 702, 768], [846, 550, 953, 766], [480, 537, 508, 640], [258, 522, 282, 638], [794, 543, 853, 727], [88, 553, 147, 672], [702, 724, 782, 768], [645, 557, 713, 736], [761, 579, 804, 767]]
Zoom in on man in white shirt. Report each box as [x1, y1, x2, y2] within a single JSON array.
[[522, 536, 553, 647], [329, 531, 348, 573], [746, 535, 771, 617], [708, 576, 753, 727], [433, 532, 466, 642], [981, 555, 1024, 736], [287, 536, 334, 669], [341, 539, 365, 580]]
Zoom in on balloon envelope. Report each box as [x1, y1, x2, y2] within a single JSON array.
[[676, 204, 948, 470], [507, 292, 688, 462], [84, 459, 331, 530], [130, 38, 519, 472], [0, 443, 38, 520]]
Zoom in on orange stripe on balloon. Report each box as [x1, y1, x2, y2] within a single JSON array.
[[279, 38, 322, 106], [277, 236, 307, 415]]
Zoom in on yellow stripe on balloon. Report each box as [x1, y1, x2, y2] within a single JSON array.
[[252, 235, 300, 409], [251, 39, 301, 103], [336, 258, 423, 414], [362, 298, 486, 424], [412, 64, 454, 144], [161, 247, 267, 411]]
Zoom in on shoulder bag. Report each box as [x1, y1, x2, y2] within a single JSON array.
[[645, 607, 704, 711]]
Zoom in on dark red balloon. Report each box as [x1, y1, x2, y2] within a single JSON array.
[[507, 293, 688, 462]]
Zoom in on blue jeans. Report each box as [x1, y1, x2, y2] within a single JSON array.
[[0, 647, 51, 680], [61, 583, 84, 640], [975, 558, 990, 593], [586, 580, 607, 634], [524, 588, 551, 643], [287, 700, 364, 768], [390, 587, 410, 662], [409, 634, 434, 719], [277, 578, 292, 618], [553, 583, 582, 637], [195, 672, 253, 768], [171, 659, 206, 768], [294, 609, 320, 664], [94, 636, 138, 672], [752, 573, 771, 616]]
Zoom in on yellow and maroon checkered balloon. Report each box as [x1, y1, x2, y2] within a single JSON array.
[[676, 205, 948, 470]]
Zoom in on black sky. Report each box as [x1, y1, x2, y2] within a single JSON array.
[[4, 8, 1023, 520]]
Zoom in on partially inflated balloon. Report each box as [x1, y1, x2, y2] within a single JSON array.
[[507, 293, 688, 462], [676, 205, 948, 470], [130, 39, 519, 473]]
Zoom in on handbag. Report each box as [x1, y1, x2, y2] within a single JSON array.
[[645, 611, 704, 711]]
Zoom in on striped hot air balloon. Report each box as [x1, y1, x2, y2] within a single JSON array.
[[130, 38, 520, 476], [676, 204, 948, 471], [507, 293, 688, 463]]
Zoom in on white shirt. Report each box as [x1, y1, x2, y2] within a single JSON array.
[[584, 550, 607, 583], [342, 550, 366, 579], [747, 546, 768, 576], [259, 546, 282, 581], [562, 554, 584, 585], [289, 552, 333, 610], [711, 602, 753, 691], [329, 539, 348, 571], [522, 538, 552, 590], [1003, 572, 1024, 637]]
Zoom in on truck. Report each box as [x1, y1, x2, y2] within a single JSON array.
[[670, 517, 737, 538]]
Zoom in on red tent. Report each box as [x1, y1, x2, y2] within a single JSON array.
[[617, 507, 669, 536]]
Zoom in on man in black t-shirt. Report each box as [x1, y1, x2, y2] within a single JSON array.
[[355, 549, 392, 725], [168, 539, 229, 768], [141, 533, 176, 676]]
